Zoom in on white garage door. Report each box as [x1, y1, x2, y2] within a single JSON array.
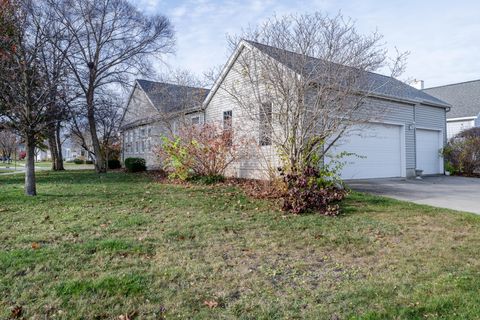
[[326, 123, 404, 180], [416, 129, 442, 175]]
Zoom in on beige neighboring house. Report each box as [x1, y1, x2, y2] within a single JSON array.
[[122, 40, 450, 180], [120, 80, 209, 168]]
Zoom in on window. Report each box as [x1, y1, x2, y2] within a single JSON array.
[[141, 141, 145, 153], [191, 116, 200, 125], [259, 102, 272, 146], [135, 141, 139, 153], [223, 110, 233, 146], [223, 111, 232, 129]]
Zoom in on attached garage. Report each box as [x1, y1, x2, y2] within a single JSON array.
[[416, 128, 443, 175], [327, 123, 405, 180]]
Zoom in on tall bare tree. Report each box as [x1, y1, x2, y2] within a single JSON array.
[[33, 1, 72, 170], [48, 0, 175, 173], [220, 12, 407, 175], [0, 0, 66, 195]]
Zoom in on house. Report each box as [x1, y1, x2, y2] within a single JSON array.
[[423, 80, 480, 139], [120, 79, 209, 168], [121, 40, 450, 180]]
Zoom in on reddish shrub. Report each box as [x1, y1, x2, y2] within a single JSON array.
[[18, 150, 26, 160]]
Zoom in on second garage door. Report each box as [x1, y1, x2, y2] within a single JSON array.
[[416, 129, 442, 175], [326, 123, 404, 180]]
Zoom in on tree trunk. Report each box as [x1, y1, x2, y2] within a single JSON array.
[[47, 127, 59, 170], [47, 124, 65, 171], [86, 88, 106, 173], [54, 122, 64, 170], [25, 135, 37, 196]]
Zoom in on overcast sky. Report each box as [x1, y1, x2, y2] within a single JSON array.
[[136, 0, 480, 88]]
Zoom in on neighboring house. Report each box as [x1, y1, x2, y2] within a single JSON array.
[[120, 79, 209, 168], [122, 40, 450, 180], [423, 80, 480, 139]]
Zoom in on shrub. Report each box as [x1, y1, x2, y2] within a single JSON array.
[[280, 166, 347, 215], [18, 151, 26, 160], [125, 157, 146, 172], [85, 160, 94, 165], [107, 159, 121, 170], [73, 158, 84, 164], [157, 123, 253, 181], [443, 127, 480, 176]]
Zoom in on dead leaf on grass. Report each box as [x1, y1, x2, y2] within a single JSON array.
[[11, 306, 23, 318], [31, 242, 41, 250], [203, 300, 218, 309]]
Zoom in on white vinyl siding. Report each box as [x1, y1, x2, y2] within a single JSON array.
[[447, 119, 475, 139]]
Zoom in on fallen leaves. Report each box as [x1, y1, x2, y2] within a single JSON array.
[[11, 306, 23, 319], [31, 242, 41, 250], [203, 300, 218, 309]]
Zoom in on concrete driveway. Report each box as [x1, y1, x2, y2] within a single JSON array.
[[347, 175, 480, 215]]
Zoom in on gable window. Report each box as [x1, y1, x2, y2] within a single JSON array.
[[223, 110, 233, 146], [259, 102, 272, 146], [223, 110, 232, 129], [191, 116, 200, 125]]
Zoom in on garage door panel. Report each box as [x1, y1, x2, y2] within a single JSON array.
[[326, 123, 404, 180], [416, 129, 442, 175]]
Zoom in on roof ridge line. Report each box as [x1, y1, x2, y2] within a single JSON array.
[[424, 79, 480, 90]]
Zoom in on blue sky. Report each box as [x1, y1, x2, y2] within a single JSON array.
[[136, 0, 480, 88]]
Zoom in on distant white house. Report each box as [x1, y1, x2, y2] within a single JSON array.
[[423, 80, 480, 138], [121, 40, 450, 180]]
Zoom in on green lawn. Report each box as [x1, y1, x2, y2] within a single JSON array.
[[1, 171, 480, 319], [0, 160, 94, 170]]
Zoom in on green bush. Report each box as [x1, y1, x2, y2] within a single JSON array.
[[124, 157, 146, 173], [85, 160, 94, 165], [108, 159, 121, 170], [73, 158, 84, 164]]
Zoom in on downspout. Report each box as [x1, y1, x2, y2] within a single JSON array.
[[413, 103, 417, 174], [444, 106, 451, 174]]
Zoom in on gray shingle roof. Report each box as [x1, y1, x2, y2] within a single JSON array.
[[423, 80, 480, 118], [245, 40, 449, 108], [136, 79, 209, 114]]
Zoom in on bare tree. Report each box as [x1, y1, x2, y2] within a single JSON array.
[[219, 12, 407, 175], [0, 0, 65, 195], [0, 127, 18, 161], [48, 0, 175, 173], [33, 1, 72, 170]]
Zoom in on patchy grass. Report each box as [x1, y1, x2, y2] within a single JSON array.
[[1, 171, 480, 319]]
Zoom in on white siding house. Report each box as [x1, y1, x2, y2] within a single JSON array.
[[202, 40, 449, 179], [120, 80, 209, 169], [121, 41, 449, 180], [423, 80, 480, 139]]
